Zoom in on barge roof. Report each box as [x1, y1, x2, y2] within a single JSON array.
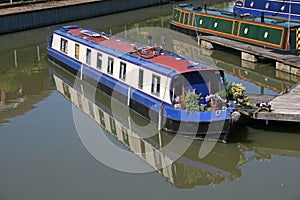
[[55, 26, 217, 76]]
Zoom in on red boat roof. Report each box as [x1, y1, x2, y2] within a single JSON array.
[[65, 27, 216, 74]]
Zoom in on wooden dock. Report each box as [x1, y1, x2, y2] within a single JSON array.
[[236, 83, 300, 122], [199, 35, 300, 76]]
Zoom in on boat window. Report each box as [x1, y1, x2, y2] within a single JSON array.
[[60, 38, 68, 54], [86, 48, 91, 65], [179, 11, 185, 24], [171, 74, 184, 101], [180, 71, 224, 101], [250, 0, 254, 7], [119, 62, 126, 81], [214, 22, 218, 28], [109, 117, 117, 135], [88, 101, 95, 118], [98, 109, 106, 128], [151, 74, 160, 96], [75, 43, 80, 59], [184, 12, 189, 24], [107, 57, 114, 75], [62, 82, 71, 99], [265, 2, 269, 9], [199, 19, 203, 25], [138, 69, 144, 89], [264, 31, 269, 39], [122, 127, 129, 146], [77, 92, 83, 109], [97, 53, 102, 70], [140, 140, 146, 159], [280, 5, 285, 11]]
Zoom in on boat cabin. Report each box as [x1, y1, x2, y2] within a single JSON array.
[[48, 26, 225, 109]]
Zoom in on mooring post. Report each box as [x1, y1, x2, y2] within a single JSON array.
[[241, 52, 257, 62], [14, 50, 18, 67]]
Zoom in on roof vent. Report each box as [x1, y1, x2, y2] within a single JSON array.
[[81, 30, 101, 37]]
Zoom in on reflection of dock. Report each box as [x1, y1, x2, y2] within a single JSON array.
[[214, 59, 292, 93], [172, 39, 298, 93], [236, 84, 300, 122]]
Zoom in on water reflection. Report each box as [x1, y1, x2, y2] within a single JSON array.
[[50, 62, 244, 188], [50, 61, 300, 189], [0, 43, 53, 124]]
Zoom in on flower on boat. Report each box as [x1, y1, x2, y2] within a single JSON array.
[[205, 94, 226, 104]]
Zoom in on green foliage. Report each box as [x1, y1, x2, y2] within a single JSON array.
[[185, 89, 201, 112], [228, 83, 246, 100], [227, 82, 252, 105]]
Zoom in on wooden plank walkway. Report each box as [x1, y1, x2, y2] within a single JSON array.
[[254, 83, 300, 122], [200, 35, 300, 76], [236, 83, 300, 122]]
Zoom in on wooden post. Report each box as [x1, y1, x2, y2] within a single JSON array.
[[276, 62, 291, 73], [1, 89, 5, 106], [14, 50, 18, 67], [37, 45, 40, 62]]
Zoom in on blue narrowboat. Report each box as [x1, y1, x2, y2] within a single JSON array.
[[47, 26, 235, 142], [234, 0, 300, 21]]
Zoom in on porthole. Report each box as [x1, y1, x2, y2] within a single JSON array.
[[280, 5, 285, 11], [244, 27, 249, 35], [214, 22, 218, 28], [265, 2, 269, 9], [250, 1, 254, 7], [199, 19, 203, 25], [264, 31, 269, 39]]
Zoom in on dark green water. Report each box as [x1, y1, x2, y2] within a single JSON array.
[[1, 1, 300, 200]]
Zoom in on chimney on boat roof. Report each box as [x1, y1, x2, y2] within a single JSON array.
[[261, 11, 265, 23]]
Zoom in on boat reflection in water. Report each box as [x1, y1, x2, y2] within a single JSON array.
[[49, 63, 243, 188], [50, 62, 300, 188]]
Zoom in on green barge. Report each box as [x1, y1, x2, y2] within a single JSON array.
[[170, 4, 300, 51]]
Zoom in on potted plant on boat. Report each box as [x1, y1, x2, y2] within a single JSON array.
[[205, 93, 227, 110], [184, 89, 204, 112], [227, 82, 250, 106]]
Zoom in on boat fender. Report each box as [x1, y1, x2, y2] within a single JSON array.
[[230, 111, 241, 123]]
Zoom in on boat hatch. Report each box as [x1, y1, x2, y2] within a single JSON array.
[[81, 30, 101, 37]]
